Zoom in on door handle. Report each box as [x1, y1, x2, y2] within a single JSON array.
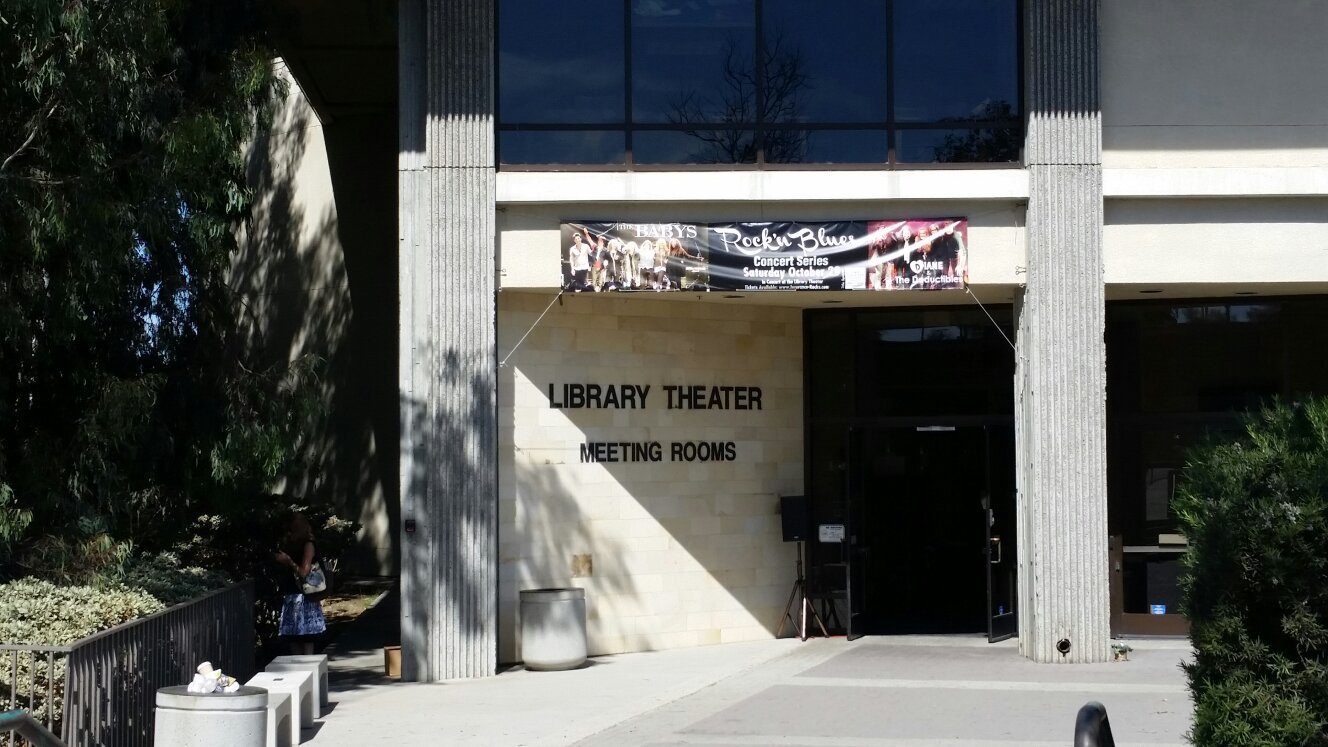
[[989, 536, 1002, 565]]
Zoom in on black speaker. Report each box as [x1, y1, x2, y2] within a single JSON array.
[[780, 494, 810, 542]]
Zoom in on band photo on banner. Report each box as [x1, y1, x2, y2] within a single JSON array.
[[560, 219, 967, 293]]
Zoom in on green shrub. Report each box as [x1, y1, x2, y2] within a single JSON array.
[[1176, 399, 1328, 745], [0, 578, 165, 723], [14, 532, 135, 586], [118, 552, 231, 606], [16, 534, 229, 606], [0, 577, 164, 646]]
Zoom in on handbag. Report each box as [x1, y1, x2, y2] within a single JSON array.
[[300, 561, 327, 596]]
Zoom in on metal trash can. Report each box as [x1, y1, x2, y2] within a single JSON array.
[[154, 685, 267, 747], [519, 587, 587, 671]]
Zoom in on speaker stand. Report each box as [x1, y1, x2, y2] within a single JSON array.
[[776, 541, 829, 641]]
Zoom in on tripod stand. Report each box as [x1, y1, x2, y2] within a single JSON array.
[[776, 540, 829, 641]]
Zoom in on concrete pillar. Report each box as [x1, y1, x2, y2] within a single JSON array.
[[1016, 0, 1110, 663], [397, 0, 498, 680]]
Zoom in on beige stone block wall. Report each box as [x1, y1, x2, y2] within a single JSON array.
[[497, 291, 803, 663]]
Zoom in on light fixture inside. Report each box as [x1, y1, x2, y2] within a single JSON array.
[[1234, 291, 1258, 296], [723, 294, 744, 299], [821, 299, 844, 304], [1139, 289, 1163, 294]]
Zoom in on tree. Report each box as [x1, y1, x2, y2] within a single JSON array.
[[668, 33, 809, 164], [929, 100, 1021, 164], [0, 0, 314, 568], [1175, 399, 1328, 745]]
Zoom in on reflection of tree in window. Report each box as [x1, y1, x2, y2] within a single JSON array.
[[667, 33, 808, 164], [929, 100, 1021, 163]]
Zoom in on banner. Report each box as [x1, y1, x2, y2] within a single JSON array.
[[560, 219, 967, 292]]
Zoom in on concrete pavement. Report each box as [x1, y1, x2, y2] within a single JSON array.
[[310, 624, 1192, 746]]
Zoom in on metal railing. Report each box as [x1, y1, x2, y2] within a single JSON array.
[[0, 710, 64, 747], [0, 646, 68, 746], [1074, 701, 1116, 747], [2, 581, 255, 747]]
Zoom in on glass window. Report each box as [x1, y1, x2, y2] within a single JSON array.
[[892, 0, 1020, 123], [500, 131, 626, 165], [765, 129, 890, 164], [632, 129, 757, 164], [761, 0, 888, 123], [897, 128, 1020, 164], [498, 0, 625, 124], [631, 0, 756, 124], [1108, 302, 1282, 414], [496, 0, 1023, 167], [852, 308, 1014, 418]]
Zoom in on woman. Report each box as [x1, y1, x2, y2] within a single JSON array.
[[273, 512, 327, 655], [653, 239, 670, 290], [622, 240, 640, 289], [637, 236, 657, 289]]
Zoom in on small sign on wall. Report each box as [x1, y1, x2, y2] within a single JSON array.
[[818, 524, 846, 543]]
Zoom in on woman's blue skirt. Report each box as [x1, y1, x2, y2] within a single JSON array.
[[278, 593, 327, 637]]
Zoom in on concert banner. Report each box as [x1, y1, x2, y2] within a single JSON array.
[[560, 219, 967, 292]]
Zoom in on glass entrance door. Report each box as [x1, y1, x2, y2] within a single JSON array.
[[843, 425, 998, 636], [985, 426, 1017, 642]]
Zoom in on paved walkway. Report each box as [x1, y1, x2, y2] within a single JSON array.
[[309, 602, 1193, 747]]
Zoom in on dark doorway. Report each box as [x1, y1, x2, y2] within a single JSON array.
[[805, 306, 1016, 639], [845, 425, 1010, 635]]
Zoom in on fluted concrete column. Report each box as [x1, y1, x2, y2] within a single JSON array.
[[1015, 0, 1110, 663], [398, 0, 498, 680]]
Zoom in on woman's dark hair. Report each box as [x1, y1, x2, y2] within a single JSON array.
[[282, 511, 314, 544]]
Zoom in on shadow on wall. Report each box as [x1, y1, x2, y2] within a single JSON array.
[[232, 81, 398, 575], [495, 293, 802, 662], [497, 359, 640, 664], [397, 336, 638, 673]]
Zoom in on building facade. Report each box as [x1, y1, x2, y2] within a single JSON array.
[[312, 0, 1328, 680]]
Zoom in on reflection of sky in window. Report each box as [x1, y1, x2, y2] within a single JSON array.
[[1171, 303, 1276, 324], [499, 0, 624, 123], [878, 325, 962, 342], [633, 130, 756, 164], [632, 0, 755, 123], [500, 131, 625, 165], [762, 0, 887, 123], [893, 0, 1019, 122]]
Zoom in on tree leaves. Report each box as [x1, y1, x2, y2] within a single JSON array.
[[1, 0, 311, 562], [1178, 399, 1328, 744]]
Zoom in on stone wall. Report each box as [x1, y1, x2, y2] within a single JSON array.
[[497, 292, 803, 662]]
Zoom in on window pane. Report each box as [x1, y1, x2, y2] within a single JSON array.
[[764, 129, 889, 164], [762, 0, 888, 123], [893, 0, 1020, 123], [897, 128, 1020, 163], [854, 308, 1014, 417], [499, 0, 625, 123], [1106, 302, 1283, 414], [632, 0, 756, 124], [500, 131, 626, 165], [633, 129, 756, 164]]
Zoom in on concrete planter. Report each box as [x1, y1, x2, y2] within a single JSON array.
[[519, 588, 587, 671], [154, 685, 267, 747]]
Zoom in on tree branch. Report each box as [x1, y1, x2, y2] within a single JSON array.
[[1, 101, 58, 174]]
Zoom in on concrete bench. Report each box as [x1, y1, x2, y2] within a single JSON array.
[[245, 670, 314, 744], [261, 688, 293, 747], [265, 654, 330, 715]]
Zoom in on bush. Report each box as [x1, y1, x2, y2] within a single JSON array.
[[15, 534, 229, 606], [118, 552, 231, 606], [0, 578, 165, 723], [0, 578, 165, 645], [1176, 399, 1328, 745]]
